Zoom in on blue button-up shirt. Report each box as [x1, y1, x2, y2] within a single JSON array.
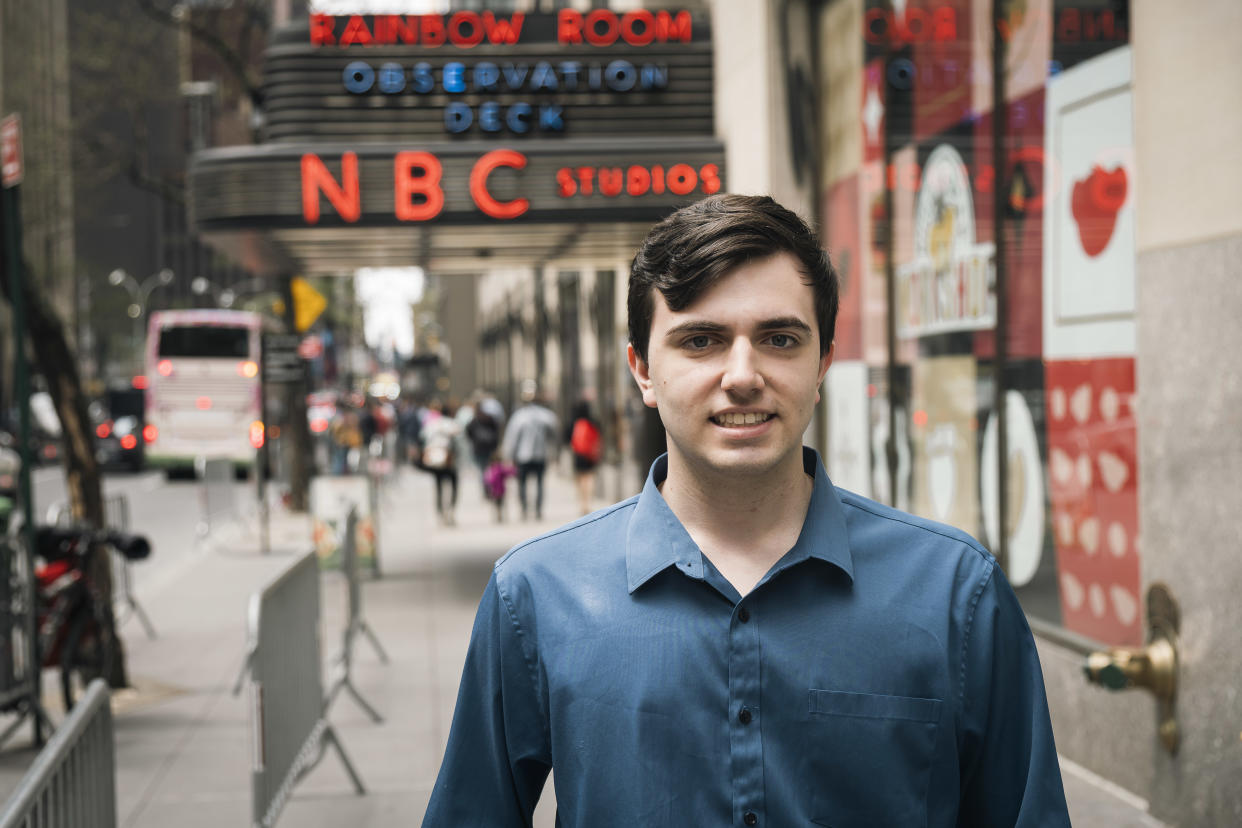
[[424, 449, 1069, 827]]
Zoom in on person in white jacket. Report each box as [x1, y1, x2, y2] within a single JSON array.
[[501, 380, 559, 520]]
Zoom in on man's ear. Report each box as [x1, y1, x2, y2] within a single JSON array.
[[626, 343, 659, 409], [814, 341, 835, 403]]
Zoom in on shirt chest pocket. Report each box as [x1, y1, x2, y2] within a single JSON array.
[[804, 688, 942, 828]]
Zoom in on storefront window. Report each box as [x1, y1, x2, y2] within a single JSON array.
[[820, 0, 1137, 645]]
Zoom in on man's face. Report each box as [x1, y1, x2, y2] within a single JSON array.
[[628, 253, 833, 480]]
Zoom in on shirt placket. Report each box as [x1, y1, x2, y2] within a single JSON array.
[[729, 600, 764, 826]]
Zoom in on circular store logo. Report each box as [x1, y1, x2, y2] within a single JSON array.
[[897, 144, 996, 339]]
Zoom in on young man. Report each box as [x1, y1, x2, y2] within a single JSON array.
[[423, 195, 1069, 826]]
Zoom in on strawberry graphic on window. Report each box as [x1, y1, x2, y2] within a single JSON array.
[[1071, 165, 1128, 257]]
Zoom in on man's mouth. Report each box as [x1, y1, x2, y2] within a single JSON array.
[[711, 412, 774, 427]]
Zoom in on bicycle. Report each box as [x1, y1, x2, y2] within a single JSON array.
[[33, 525, 150, 710]]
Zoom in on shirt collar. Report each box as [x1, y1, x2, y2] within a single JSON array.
[[625, 447, 854, 593]]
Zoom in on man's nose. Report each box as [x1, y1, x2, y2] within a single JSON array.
[[720, 339, 765, 395]]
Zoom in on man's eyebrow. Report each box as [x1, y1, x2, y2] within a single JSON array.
[[662, 320, 729, 340], [755, 316, 814, 334], [662, 317, 813, 341]]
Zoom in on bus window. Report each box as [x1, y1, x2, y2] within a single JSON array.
[[157, 326, 251, 359]]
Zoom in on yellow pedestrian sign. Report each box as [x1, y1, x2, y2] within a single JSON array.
[[292, 277, 326, 332]]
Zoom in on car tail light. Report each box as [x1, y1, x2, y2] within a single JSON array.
[[120, 434, 138, 450], [310, 418, 328, 433], [249, 420, 265, 449], [96, 422, 113, 439], [239, 360, 259, 378], [157, 360, 173, 377], [132, 375, 148, 390], [196, 396, 212, 410], [143, 424, 157, 443]]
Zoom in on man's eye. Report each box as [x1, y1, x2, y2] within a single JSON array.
[[769, 333, 795, 348], [687, 335, 712, 349]]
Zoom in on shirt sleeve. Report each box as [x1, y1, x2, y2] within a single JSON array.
[[422, 572, 551, 827], [957, 565, 1071, 827]]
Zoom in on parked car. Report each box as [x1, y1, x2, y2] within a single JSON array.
[[91, 394, 147, 473], [0, 424, 60, 467]]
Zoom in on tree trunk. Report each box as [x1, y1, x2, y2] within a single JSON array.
[[0, 204, 128, 688]]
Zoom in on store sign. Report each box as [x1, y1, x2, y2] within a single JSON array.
[[272, 11, 709, 141], [896, 144, 996, 339], [310, 10, 693, 49], [190, 141, 726, 232], [299, 149, 721, 225]]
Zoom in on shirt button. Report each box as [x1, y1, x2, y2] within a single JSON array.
[[743, 812, 758, 826], [738, 607, 750, 623], [738, 706, 752, 725]]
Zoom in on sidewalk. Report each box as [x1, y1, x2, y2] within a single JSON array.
[[0, 461, 1166, 826]]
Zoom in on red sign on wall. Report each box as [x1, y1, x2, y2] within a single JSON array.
[[1, 114, 22, 188], [1045, 356, 1142, 646]]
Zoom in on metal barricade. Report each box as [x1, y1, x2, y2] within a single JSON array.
[[197, 456, 239, 540], [0, 530, 33, 716], [236, 552, 364, 828], [0, 679, 117, 828], [44, 495, 155, 640], [324, 508, 386, 723]]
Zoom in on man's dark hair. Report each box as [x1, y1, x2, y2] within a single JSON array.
[[627, 194, 839, 362]]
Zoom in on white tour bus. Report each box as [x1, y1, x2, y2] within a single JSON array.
[[143, 309, 270, 474]]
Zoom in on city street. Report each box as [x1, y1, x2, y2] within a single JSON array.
[[0, 461, 1167, 826], [4, 459, 582, 827]]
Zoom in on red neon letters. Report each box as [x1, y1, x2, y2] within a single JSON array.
[[469, 150, 529, 219], [310, 13, 525, 48], [394, 151, 444, 221], [310, 10, 695, 48], [302, 152, 717, 223], [556, 162, 721, 198], [302, 152, 360, 223], [302, 151, 528, 223], [556, 9, 692, 46], [863, 6, 957, 44]]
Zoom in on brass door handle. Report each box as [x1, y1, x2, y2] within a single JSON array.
[[1083, 637, 1176, 698], [1082, 583, 1180, 754]]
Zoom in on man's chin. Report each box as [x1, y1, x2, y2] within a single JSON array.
[[682, 445, 791, 479]]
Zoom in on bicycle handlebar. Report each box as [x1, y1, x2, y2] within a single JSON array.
[[35, 526, 152, 562]]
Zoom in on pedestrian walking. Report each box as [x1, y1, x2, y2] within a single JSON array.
[[424, 194, 1070, 826], [566, 399, 603, 515], [328, 408, 362, 475], [465, 402, 502, 490], [396, 398, 423, 466], [500, 380, 559, 521], [418, 400, 461, 526], [482, 452, 517, 523]]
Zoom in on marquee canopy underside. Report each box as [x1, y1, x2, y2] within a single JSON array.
[[201, 220, 653, 277]]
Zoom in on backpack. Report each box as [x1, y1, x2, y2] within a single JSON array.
[[570, 418, 602, 463]]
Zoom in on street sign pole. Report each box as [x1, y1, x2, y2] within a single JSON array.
[[257, 344, 271, 557], [2, 113, 50, 747]]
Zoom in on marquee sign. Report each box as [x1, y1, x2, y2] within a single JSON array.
[[189, 10, 722, 268], [262, 11, 712, 143], [190, 140, 725, 231]]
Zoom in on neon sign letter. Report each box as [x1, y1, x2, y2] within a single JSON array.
[[302, 153, 360, 223]]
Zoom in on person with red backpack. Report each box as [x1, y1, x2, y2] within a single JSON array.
[[567, 399, 603, 516]]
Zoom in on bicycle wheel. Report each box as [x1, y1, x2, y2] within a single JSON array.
[[59, 604, 114, 711]]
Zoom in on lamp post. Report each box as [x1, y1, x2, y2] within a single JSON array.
[[191, 275, 272, 311], [108, 267, 173, 373]]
